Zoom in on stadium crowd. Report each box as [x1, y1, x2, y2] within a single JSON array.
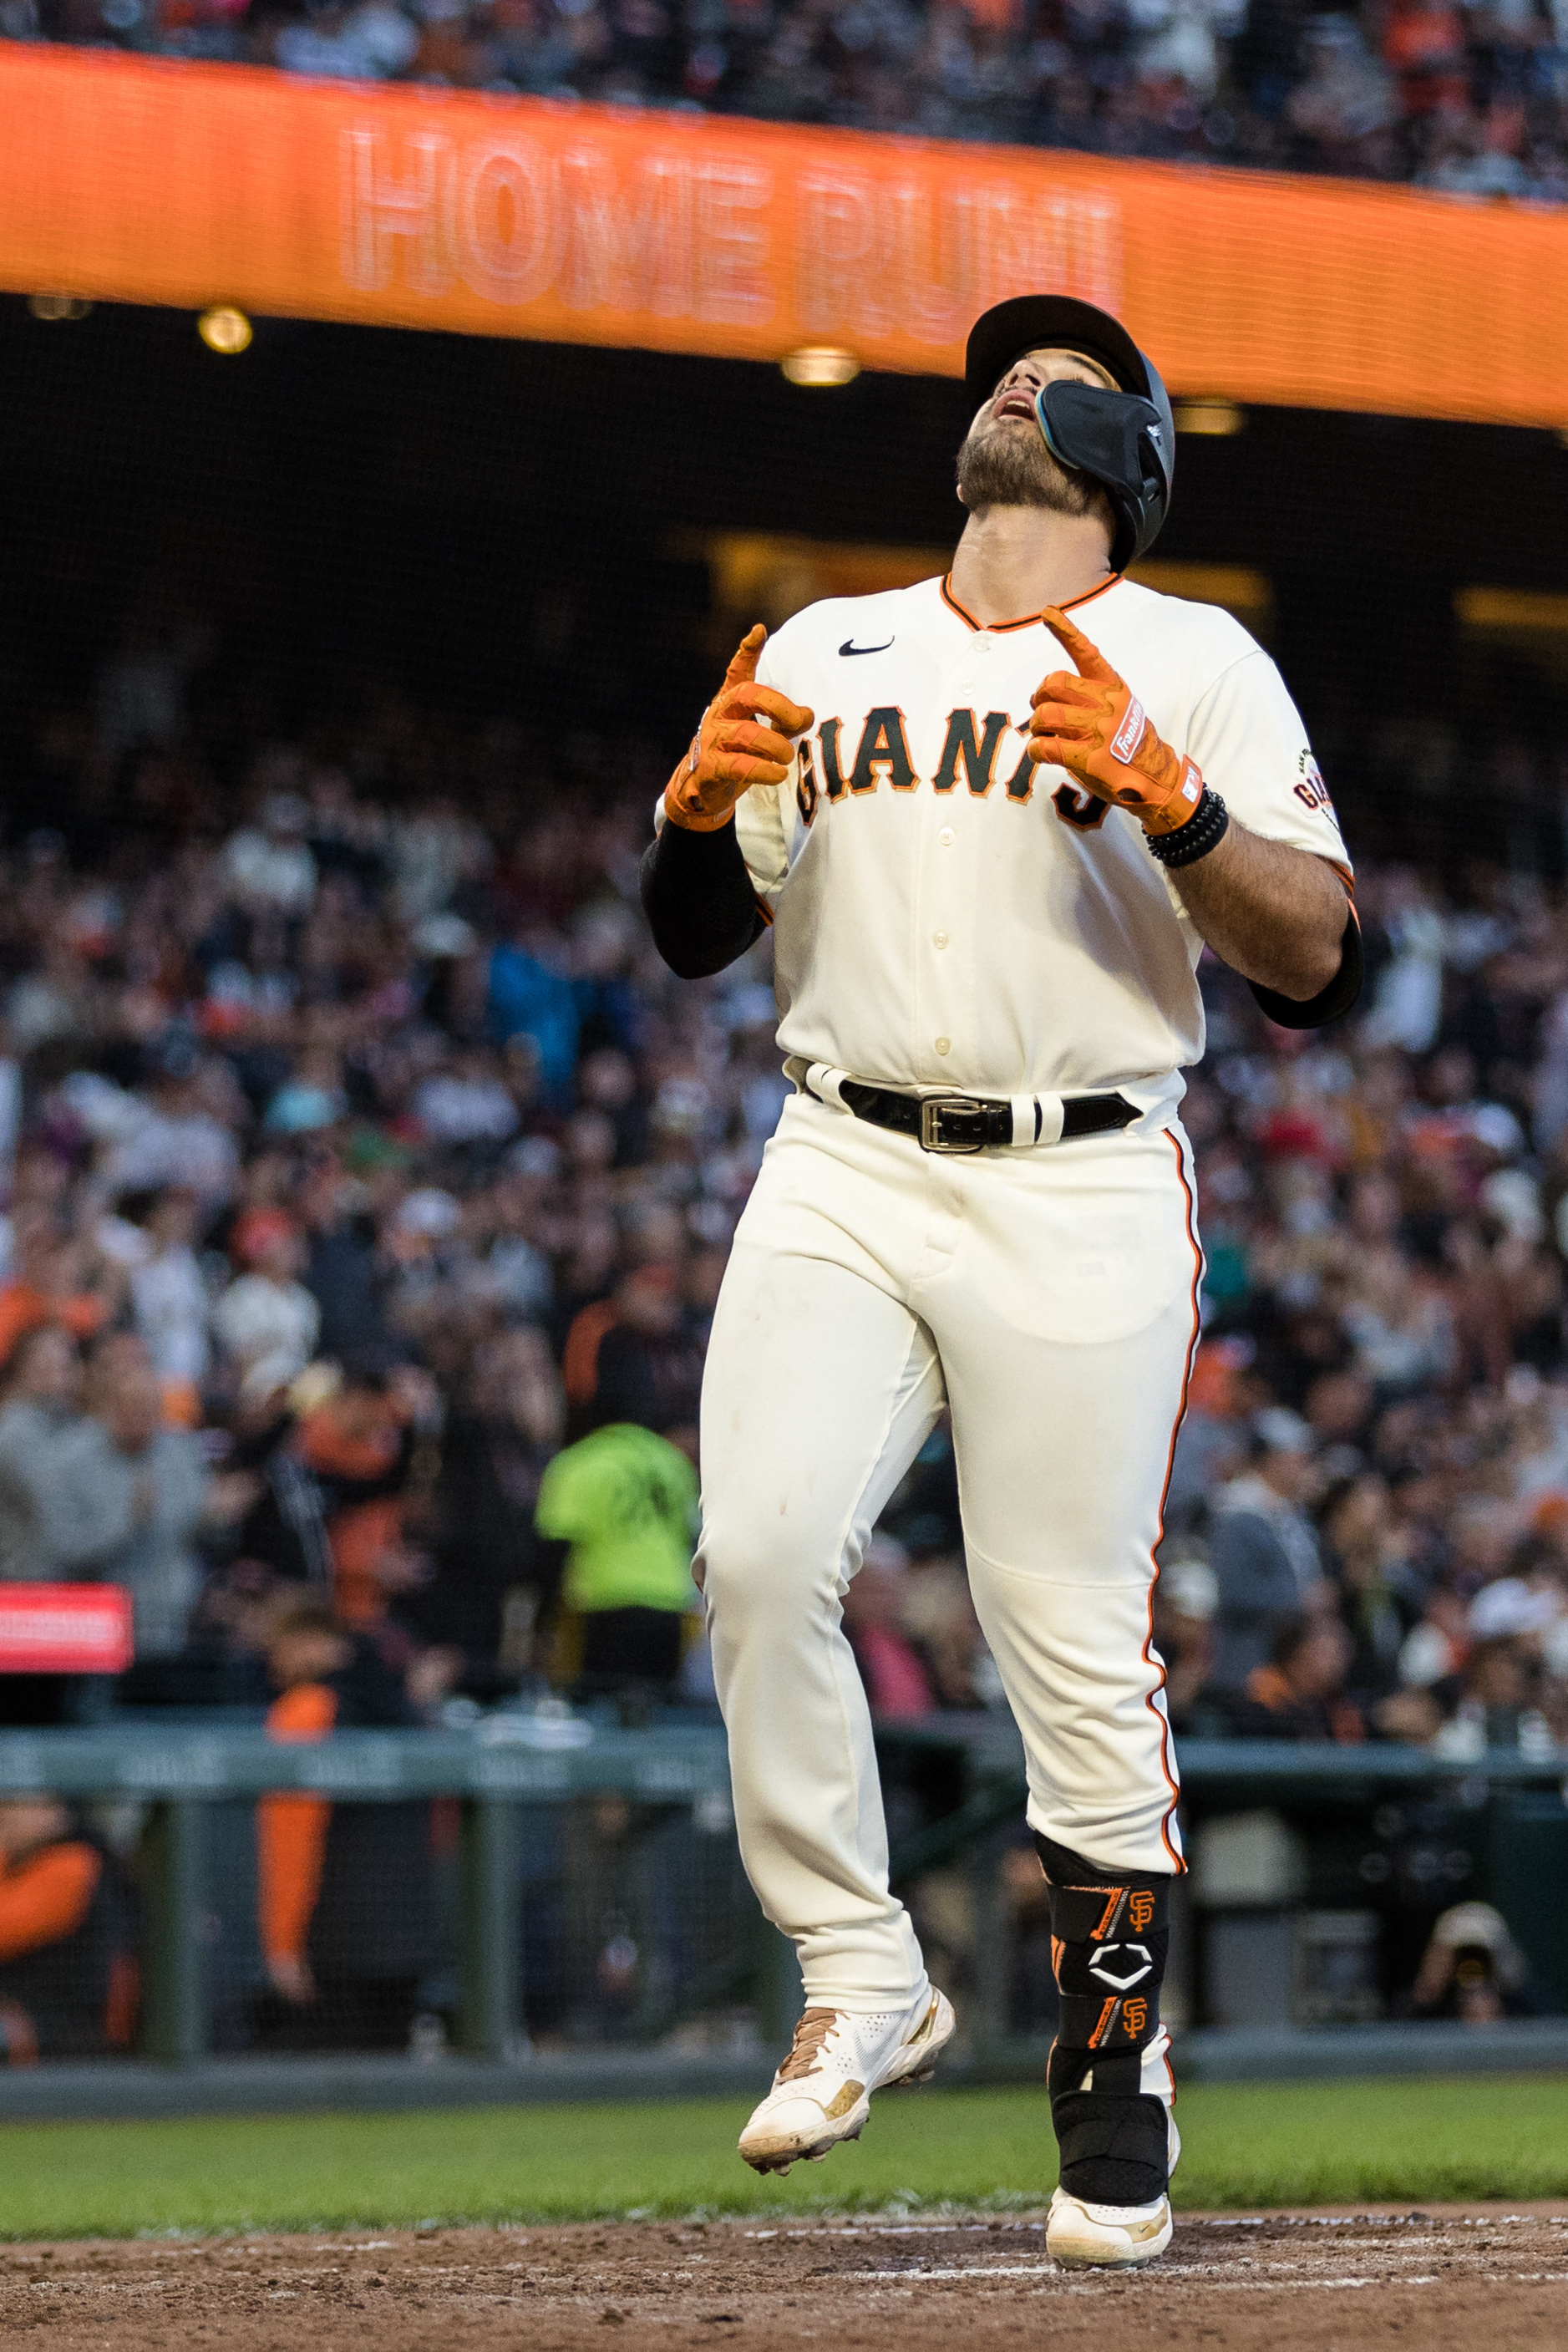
[[10, 0, 1568, 196], [0, 621, 1559, 1779]]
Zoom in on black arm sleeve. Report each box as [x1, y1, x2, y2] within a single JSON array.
[[1246, 906, 1362, 1031], [640, 819, 767, 979]]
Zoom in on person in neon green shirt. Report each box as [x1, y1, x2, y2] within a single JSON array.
[[534, 1422, 699, 1694]]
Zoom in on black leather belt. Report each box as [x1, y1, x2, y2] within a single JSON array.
[[839, 1080, 1139, 1156]]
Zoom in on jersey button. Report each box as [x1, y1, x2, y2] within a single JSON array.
[[938, 827, 955, 847], [935, 1037, 951, 1056], [932, 931, 949, 949]]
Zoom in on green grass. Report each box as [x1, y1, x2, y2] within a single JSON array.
[[0, 2076, 1565, 2239]]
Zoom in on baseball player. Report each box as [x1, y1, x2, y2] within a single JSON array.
[[641, 294, 1357, 2268]]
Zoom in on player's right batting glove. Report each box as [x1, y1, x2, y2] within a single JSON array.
[[1027, 607, 1205, 836], [663, 625, 814, 834]]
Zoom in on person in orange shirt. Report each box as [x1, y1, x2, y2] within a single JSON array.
[[294, 1354, 434, 1627], [0, 1206, 120, 1374], [0, 1796, 138, 2062], [561, 1261, 702, 1448], [254, 1598, 436, 2051], [1381, 0, 1469, 114], [1227, 1615, 1366, 1745]]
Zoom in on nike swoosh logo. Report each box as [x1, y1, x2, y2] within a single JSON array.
[[840, 638, 893, 656]]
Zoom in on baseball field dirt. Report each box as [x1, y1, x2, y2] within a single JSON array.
[[0, 2203, 1562, 2349]]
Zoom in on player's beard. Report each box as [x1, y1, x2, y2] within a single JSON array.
[[955, 418, 1104, 521]]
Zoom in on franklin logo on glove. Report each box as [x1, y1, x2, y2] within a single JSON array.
[[1028, 608, 1210, 836]]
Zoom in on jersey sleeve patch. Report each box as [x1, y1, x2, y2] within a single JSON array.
[[1188, 651, 1352, 873]]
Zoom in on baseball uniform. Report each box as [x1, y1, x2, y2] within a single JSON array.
[[673, 570, 1345, 1984], [642, 559, 1350, 2225]]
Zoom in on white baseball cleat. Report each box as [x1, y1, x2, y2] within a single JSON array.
[[1046, 2187, 1173, 2268], [1047, 2103, 1180, 2269], [738, 1986, 956, 2175]]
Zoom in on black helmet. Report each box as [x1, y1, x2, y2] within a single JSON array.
[[962, 295, 1175, 573]]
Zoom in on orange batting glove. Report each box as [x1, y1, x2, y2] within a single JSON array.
[[1028, 607, 1206, 837], [663, 625, 814, 834]]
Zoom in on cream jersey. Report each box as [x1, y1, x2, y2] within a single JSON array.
[[725, 571, 1349, 1101]]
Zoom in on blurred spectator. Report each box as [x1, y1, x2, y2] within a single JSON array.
[[1319, 1470, 1423, 1703], [1165, 1338, 1252, 1532], [294, 1354, 433, 1628], [486, 927, 579, 1110], [299, 1157, 390, 1364], [0, 1206, 118, 1370], [128, 1187, 211, 1422], [414, 1047, 520, 1154], [534, 1419, 699, 1698], [223, 791, 317, 921], [0, 1325, 84, 1580], [0, 1796, 138, 2063], [1408, 1900, 1535, 2019], [1222, 1610, 1366, 1740], [561, 1258, 703, 1448], [414, 1323, 566, 1684], [46, 1352, 242, 1659], [254, 1596, 436, 2051], [1150, 1550, 1218, 1726], [1429, 1586, 1557, 1756], [213, 1209, 321, 1397], [100, 1048, 241, 1207], [1208, 1408, 1330, 1690]]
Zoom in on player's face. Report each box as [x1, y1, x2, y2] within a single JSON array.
[[956, 347, 1118, 518], [974, 347, 1119, 439]]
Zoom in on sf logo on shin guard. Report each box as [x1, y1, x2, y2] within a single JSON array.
[[1088, 1941, 1154, 1993]]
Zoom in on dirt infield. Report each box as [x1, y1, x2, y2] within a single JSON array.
[[0, 2204, 1564, 2349]]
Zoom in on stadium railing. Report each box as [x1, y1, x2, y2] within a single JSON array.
[[0, 1717, 1564, 2112]]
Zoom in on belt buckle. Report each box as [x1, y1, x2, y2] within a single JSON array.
[[919, 1095, 987, 1155]]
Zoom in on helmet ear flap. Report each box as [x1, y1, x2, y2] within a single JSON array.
[[1033, 377, 1175, 573]]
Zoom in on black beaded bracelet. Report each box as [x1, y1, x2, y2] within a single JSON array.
[[1146, 786, 1229, 868]]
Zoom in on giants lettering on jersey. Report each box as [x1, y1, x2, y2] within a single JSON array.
[[799, 708, 1040, 825], [738, 571, 1350, 1099], [933, 710, 1011, 796]]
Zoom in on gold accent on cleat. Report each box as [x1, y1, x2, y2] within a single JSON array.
[[1046, 2188, 1173, 2269], [737, 1988, 956, 2178]]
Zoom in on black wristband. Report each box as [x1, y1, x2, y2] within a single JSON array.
[[1146, 786, 1229, 868]]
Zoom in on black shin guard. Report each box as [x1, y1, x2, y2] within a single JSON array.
[[1036, 1833, 1173, 2208]]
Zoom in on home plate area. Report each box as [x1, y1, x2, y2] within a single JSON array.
[[0, 2206, 1565, 2350]]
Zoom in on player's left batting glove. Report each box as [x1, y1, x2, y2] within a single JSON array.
[[1028, 607, 1206, 837], [664, 624, 814, 834]]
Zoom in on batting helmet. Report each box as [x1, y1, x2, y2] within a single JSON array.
[[962, 295, 1175, 574]]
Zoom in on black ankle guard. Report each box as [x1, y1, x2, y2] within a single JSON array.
[[1035, 1833, 1173, 2207]]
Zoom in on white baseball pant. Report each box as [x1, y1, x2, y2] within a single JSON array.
[[696, 1090, 1200, 2009]]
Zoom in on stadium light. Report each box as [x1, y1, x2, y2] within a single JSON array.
[[27, 295, 91, 323], [198, 305, 253, 356], [781, 348, 860, 389], [1174, 398, 1245, 436]]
